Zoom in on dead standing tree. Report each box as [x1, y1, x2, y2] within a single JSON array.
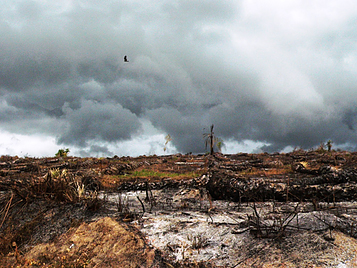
[[203, 124, 223, 155]]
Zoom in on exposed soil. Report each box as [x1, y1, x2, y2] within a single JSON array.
[[1, 150, 357, 267]]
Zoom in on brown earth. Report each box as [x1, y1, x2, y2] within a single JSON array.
[[1, 150, 357, 267]]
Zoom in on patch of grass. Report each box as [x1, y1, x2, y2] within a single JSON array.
[[131, 169, 169, 178], [101, 169, 201, 189], [134, 169, 201, 179]]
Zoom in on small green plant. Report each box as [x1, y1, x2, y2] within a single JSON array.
[[216, 140, 224, 152], [55, 148, 70, 157], [50, 168, 68, 178]]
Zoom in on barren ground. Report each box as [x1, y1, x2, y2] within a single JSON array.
[[1, 150, 357, 267]]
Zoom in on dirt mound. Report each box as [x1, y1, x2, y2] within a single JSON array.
[[2, 217, 163, 267]]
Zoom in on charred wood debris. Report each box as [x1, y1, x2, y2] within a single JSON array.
[[1, 151, 357, 242]]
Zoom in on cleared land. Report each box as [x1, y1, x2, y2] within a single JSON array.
[[1, 150, 357, 267]]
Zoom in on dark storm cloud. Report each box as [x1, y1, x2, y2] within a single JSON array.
[[2, 0, 357, 156], [78, 144, 114, 157], [343, 108, 357, 131], [146, 107, 207, 153], [58, 100, 141, 147]]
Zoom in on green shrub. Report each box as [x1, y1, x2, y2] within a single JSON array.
[[55, 148, 70, 157]]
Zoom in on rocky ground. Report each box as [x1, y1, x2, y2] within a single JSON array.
[[1, 150, 357, 267]]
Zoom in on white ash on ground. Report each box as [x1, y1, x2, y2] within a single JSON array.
[[101, 188, 357, 267]]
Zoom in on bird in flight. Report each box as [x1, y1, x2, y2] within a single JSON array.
[[124, 56, 129, 62]]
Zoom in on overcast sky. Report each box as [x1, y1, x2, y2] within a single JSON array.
[[1, 0, 357, 157]]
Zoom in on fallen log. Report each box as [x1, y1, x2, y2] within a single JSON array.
[[207, 168, 357, 202]]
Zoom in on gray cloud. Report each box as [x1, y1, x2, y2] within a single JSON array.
[[59, 100, 141, 147], [78, 144, 114, 157], [2, 0, 357, 156]]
